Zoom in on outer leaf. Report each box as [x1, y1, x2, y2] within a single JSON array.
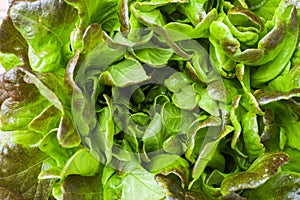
[[133, 0, 188, 12], [9, 0, 78, 71], [260, 101, 300, 151], [20, 69, 65, 112], [19, 68, 81, 147], [0, 144, 53, 200], [29, 105, 61, 135], [254, 89, 300, 106], [57, 113, 81, 148], [0, 68, 50, 131], [0, 17, 29, 70], [164, 8, 218, 40], [155, 174, 210, 200], [220, 152, 289, 196], [252, 0, 282, 19], [243, 172, 300, 199], [61, 174, 103, 200], [282, 148, 300, 173], [104, 153, 165, 200], [65, 0, 119, 33], [164, 72, 192, 92], [0, 130, 42, 146], [131, 5, 166, 27], [96, 105, 115, 164], [265, 64, 300, 92]]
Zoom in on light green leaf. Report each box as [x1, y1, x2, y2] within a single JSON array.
[[121, 168, 165, 200], [61, 148, 100, 177], [133, 45, 173, 67], [100, 58, 150, 87], [9, 0, 77, 71], [172, 85, 198, 110]]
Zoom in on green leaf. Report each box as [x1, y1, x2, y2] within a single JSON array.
[[18, 68, 81, 148], [265, 64, 300, 92], [180, 0, 208, 25], [161, 102, 183, 132], [104, 158, 165, 200], [39, 131, 75, 167], [0, 17, 29, 70], [61, 148, 100, 177], [9, 0, 78, 72], [155, 174, 210, 200], [0, 144, 53, 200], [242, 112, 265, 161], [0, 130, 43, 146], [131, 5, 166, 27], [165, 8, 218, 39], [1, 1, 300, 199], [61, 174, 103, 200], [163, 135, 184, 154], [142, 113, 164, 152], [207, 79, 240, 104], [243, 172, 300, 199], [20, 69, 65, 112], [145, 154, 190, 186], [198, 87, 220, 116], [252, 0, 281, 20], [191, 125, 234, 186], [100, 58, 150, 87], [164, 72, 192, 92], [172, 85, 198, 110], [133, 45, 173, 67], [65, 0, 119, 33], [260, 101, 300, 151], [57, 113, 81, 148], [0, 68, 50, 131], [131, 113, 151, 126], [220, 152, 289, 196], [282, 147, 300, 173], [94, 95, 115, 164], [29, 105, 61, 135], [121, 168, 165, 200], [102, 166, 123, 199], [133, 0, 188, 12]]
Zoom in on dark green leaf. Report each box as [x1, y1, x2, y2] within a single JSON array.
[[61, 174, 103, 200], [0, 68, 50, 131], [0, 144, 53, 200], [0, 17, 29, 70], [243, 172, 300, 199], [220, 152, 289, 196]]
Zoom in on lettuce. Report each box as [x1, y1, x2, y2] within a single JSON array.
[[0, 0, 299, 199]]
